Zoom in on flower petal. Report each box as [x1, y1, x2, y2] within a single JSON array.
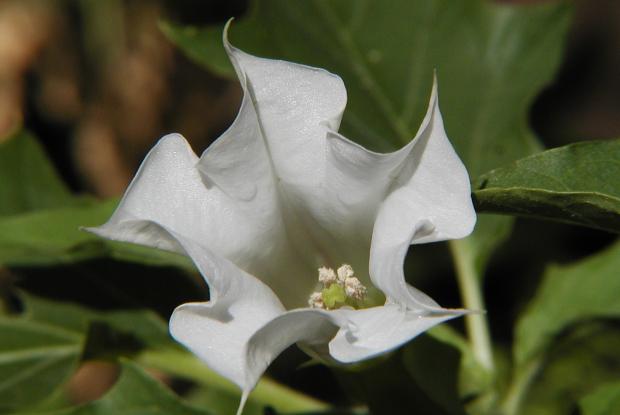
[[223, 26, 347, 189], [86, 134, 265, 263], [244, 309, 347, 392], [162, 227, 285, 389], [85, 133, 316, 307], [196, 27, 352, 297], [315, 119, 434, 281], [369, 78, 476, 308], [242, 302, 462, 389], [328, 302, 465, 363]]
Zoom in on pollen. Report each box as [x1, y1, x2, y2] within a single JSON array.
[[308, 264, 368, 310], [308, 291, 325, 309], [344, 276, 367, 300], [337, 264, 354, 282], [318, 266, 337, 286]]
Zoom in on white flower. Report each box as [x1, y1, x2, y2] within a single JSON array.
[[87, 25, 475, 413]]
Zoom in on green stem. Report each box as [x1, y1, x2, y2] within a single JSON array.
[[500, 358, 542, 415], [137, 348, 328, 412], [449, 239, 494, 372]]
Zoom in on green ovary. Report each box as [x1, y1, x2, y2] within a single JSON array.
[[321, 284, 347, 309]]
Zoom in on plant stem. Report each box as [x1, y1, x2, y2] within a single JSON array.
[[500, 358, 542, 415], [449, 239, 494, 372], [137, 348, 328, 412]]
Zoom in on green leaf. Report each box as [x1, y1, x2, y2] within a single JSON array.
[[0, 200, 193, 270], [22, 293, 178, 354], [516, 323, 620, 415], [500, 242, 620, 415], [0, 302, 84, 412], [0, 292, 178, 412], [160, 22, 240, 79], [474, 139, 620, 233], [0, 129, 192, 270], [514, 241, 620, 366], [30, 360, 211, 415], [2, 293, 330, 414], [580, 380, 620, 415], [0, 200, 117, 267], [0, 130, 76, 216], [163, 0, 570, 165]]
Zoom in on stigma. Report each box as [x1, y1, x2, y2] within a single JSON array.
[[308, 264, 367, 310]]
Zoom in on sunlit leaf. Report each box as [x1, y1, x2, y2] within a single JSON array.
[[474, 139, 620, 233], [0, 200, 192, 270], [0, 129, 194, 270]]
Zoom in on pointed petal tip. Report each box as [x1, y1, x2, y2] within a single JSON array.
[[429, 307, 473, 317], [158, 132, 188, 147], [236, 390, 250, 415], [223, 18, 234, 51], [80, 224, 109, 239]]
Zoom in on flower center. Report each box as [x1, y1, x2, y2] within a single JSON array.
[[308, 264, 368, 310]]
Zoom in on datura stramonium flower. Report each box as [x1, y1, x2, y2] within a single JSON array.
[[87, 28, 476, 412]]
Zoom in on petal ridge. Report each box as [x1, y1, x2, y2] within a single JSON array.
[[368, 77, 476, 309]]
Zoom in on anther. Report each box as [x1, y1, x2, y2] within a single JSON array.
[[344, 276, 367, 300], [308, 291, 325, 309], [318, 266, 337, 286], [337, 264, 354, 283]]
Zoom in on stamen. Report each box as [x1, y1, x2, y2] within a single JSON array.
[[318, 266, 337, 286], [337, 264, 354, 283], [308, 291, 325, 309], [344, 276, 367, 300], [308, 264, 368, 310]]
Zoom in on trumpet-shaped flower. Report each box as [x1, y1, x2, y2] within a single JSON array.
[[87, 27, 475, 412]]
